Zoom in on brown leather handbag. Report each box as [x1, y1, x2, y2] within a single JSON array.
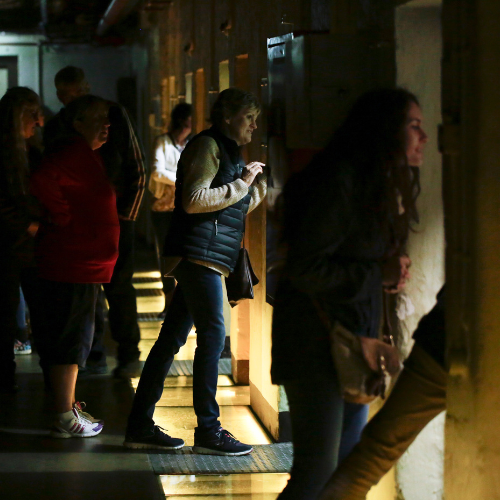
[[313, 299, 402, 404]]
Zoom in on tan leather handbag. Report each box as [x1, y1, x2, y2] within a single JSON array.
[[313, 299, 402, 404]]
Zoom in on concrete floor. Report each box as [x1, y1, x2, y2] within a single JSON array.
[[0, 264, 289, 499]]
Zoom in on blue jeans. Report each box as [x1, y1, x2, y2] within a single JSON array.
[[16, 287, 28, 341], [279, 375, 369, 500], [127, 259, 226, 435]]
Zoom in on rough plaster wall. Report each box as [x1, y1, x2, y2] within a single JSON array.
[[443, 1, 500, 497], [395, 4, 445, 500]]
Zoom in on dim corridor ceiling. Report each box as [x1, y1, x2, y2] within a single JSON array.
[[0, 0, 170, 43]]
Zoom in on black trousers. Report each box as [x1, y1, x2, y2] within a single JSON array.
[[150, 210, 176, 297], [88, 219, 141, 366], [0, 258, 44, 384]]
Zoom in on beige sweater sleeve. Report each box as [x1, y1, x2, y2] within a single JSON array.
[[248, 176, 267, 213], [181, 136, 249, 214]]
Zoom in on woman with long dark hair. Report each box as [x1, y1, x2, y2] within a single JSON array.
[[0, 87, 43, 393], [271, 88, 427, 499]]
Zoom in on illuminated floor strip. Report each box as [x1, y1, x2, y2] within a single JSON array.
[[160, 473, 290, 498]]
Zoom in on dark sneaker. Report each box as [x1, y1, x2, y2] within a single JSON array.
[[123, 426, 184, 450], [193, 427, 253, 456]]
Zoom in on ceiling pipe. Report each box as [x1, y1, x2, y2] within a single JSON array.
[[96, 0, 142, 36]]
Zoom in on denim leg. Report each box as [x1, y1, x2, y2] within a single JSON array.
[[126, 282, 194, 435], [319, 345, 447, 500], [279, 376, 345, 500], [338, 402, 369, 464], [16, 287, 28, 342], [174, 261, 226, 431]]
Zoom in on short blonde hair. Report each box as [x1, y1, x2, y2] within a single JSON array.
[[210, 88, 260, 128]]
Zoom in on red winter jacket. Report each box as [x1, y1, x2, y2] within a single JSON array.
[[31, 136, 120, 283]]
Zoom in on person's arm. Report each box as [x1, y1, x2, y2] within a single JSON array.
[[285, 174, 382, 303], [105, 104, 146, 221], [0, 185, 32, 243], [181, 136, 249, 214], [247, 176, 267, 213], [151, 135, 177, 185], [30, 159, 71, 227]]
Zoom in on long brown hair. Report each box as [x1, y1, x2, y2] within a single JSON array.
[[0, 87, 40, 194], [283, 88, 421, 250]]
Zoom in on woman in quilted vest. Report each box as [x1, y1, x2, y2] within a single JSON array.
[[126, 88, 267, 455]]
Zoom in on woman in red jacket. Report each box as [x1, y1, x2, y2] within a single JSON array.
[[31, 94, 119, 438]]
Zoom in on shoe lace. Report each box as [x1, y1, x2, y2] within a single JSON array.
[[217, 428, 239, 443], [154, 425, 170, 435], [74, 402, 94, 423]]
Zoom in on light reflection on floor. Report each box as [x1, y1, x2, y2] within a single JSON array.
[[130, 375, 234, 390], [161, 473, 289, 498], [137, 295, 165, 313], [139, 336, 197, 361], [134, 271, 162, 279], [156, 385, 250, 407], [134, 281, 164, 290]]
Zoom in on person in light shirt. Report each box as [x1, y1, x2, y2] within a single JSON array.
[[149, 103, 192, 317]]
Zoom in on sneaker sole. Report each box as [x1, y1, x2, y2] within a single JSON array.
[[50, 427, 103, 438], [123, 441, 184, 450], [192, 445, 253, 456]]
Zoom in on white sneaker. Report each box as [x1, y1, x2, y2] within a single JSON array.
[[51, 408, 104, 438], [73, 401, 104, 424]]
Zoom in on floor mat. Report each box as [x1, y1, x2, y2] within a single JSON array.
[[138, 312, 163, 321], [136, 288, 163, 297], [133, 276, 161, 283], [149, 443, 293, 474], [168, 359, 231, 376]]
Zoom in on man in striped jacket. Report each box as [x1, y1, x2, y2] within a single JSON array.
[[44, 66, 146, 379]]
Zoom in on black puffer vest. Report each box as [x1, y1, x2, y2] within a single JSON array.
[[163, 126, 252, 272]]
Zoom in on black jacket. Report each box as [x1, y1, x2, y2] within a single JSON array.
[[163, 126, 252, 272], [271, 162, 397, 383], [0, 148, 41, 264]]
